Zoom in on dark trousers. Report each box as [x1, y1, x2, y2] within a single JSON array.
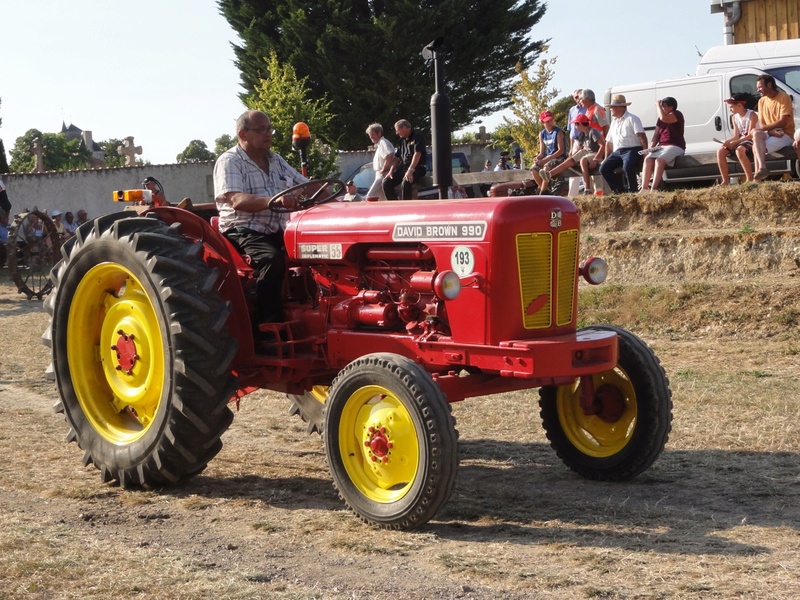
[[224, 228, 286, 324], [600, 147, 643, 193], [382, 165, 427, 200]]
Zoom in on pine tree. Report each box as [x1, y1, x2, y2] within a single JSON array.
[[217, 0, 546, 149]]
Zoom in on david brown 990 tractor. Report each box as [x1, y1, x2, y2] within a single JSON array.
[[44, 179, 672, 530]]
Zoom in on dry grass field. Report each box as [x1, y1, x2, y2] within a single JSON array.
[[1, 184, 799, 599]]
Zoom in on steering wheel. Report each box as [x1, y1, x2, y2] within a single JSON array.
[[268, 179, 345, 213]]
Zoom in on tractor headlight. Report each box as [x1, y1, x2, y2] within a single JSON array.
[[433, 270, 462, 300], [581, 257, 608, 285]]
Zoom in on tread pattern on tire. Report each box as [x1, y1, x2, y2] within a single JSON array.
[[539, 325, 673, 481], [323, 352, 459, 530], [44, 212, 238, 488]]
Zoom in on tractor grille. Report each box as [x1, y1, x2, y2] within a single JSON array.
[[516, 229, 579, 329]]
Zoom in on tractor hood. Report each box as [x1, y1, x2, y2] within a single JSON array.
[[284, 196, 579, 261]]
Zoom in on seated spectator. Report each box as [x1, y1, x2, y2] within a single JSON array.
[[77, 209, 89, 226], [51, 210, 67, 239], [342, 180, 363, 202], [63, 211, 78, 238], [447, 184, 466, 199], [482, 159, 492, 171], [581, 89, 610, 136], [599, 95, 647, 193], [539, 114, 603, 192], [567, 89, 586, 142], [529, 110, 566, 190], [752, 74, 795, 181], [494, 152, 512, 171], [716, 93, 758, 184], [640, 97, 686, 192], [0, 211, 8, 244], [0, 211, 7, 267]]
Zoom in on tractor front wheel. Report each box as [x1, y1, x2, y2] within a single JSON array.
[[539, 325, 672, 480], [324, 353, 459, 529], [44, 212, 238, 487]]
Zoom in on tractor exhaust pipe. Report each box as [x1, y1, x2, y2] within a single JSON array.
[[423, 37, 452, 200]]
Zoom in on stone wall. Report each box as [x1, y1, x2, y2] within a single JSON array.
[[1, 163, 215, 219]]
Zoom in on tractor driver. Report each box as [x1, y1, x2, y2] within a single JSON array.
[[213, 109, 308, 326]]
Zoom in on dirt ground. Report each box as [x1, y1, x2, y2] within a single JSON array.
[[1, 185, 799, 599]]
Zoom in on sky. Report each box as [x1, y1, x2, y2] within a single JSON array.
[[1, 1, 727, 166]]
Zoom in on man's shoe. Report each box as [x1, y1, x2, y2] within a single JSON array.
[[754, 167, 770, 182]]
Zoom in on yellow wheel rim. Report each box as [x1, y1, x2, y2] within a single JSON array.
[[67, 262, 165, 445], [557, 366, 638, 458], [338, 385, 419, 503]]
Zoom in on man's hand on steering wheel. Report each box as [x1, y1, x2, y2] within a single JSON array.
[[268, 179, 346, 213]]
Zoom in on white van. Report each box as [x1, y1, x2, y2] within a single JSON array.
[[697, 39, 800, 88], [605, 41, 800, 186]]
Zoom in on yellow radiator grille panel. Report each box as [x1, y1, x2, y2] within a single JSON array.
[[516, 233, 552, 329], [556, 229, 579, 326]]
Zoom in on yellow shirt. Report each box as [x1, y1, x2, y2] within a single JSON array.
[[757, 91, 795, 137]]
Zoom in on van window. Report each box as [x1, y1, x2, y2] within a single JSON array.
[[730, 74, 759, 110], [767, 66, 800, 94]]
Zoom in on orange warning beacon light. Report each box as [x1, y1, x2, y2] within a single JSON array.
[[292, 122, 312, 177]]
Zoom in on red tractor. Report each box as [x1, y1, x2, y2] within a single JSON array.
[[44, 179, 672, 530]]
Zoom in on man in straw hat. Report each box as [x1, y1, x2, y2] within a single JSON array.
[[599, 94, 647, 193]]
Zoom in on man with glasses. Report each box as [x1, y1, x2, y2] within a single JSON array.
[[213, 110, 308, 325]]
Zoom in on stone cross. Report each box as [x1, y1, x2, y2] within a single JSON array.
[[117, 136, 142, 166], [31, 137, 45, 173], [477, 126, 489, 144]]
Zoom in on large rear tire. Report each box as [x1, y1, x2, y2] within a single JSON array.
[[539, 326, 672, 480], [324, 353, 459, 530], [43, 212, 238, 487]]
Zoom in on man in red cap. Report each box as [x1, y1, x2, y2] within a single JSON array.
[[538, 114, 605, 193], [529, 110, 566, 191]]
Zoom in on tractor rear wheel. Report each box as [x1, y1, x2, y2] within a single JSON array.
[[324, 353, 459, 530], [43, 212, 238, 487], [539, 325, 672, 480]]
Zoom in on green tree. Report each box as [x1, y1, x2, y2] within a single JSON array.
[[214, 134, 236, 157], [0, 98, 8, 173], [248, 52, 337, 178], [176, 140, 216, 163], [9, 130, 91, 173], [0, 139, 9, 174], [99, 139, 126, 168], [504, 52, 560, 159], [217, 0, 546, 150]]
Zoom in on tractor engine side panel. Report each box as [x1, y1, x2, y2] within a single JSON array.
[[283, 197, 582, 346]]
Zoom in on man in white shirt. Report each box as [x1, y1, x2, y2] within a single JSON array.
[[599, 95, 648, 193], [365, 123, 395, 200]]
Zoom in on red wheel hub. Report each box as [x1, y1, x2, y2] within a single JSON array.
[[111, 329, 139, 375], [594, 384, 626, 423], [364, 426, 394, 463]]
